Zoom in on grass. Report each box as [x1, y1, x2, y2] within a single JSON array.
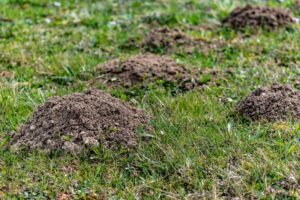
[[1, 0, 300, 199]]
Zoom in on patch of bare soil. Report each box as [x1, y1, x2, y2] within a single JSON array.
[[94, 54, 217, 91], [223, 5, 295, 30], [11, 90, 151, 154], [140, 27, 218, 54], [0, 71, 13, 78], [235, 83, 300, 121]]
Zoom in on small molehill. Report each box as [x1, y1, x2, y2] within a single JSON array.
[[11, 90, 151, 154], [223, 5, 295, 30], [94, 54, 216, 91], [236, 83, 300, 121], [141, 27, 211, 53]]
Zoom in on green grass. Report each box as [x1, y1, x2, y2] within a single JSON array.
[[1, 0, 300, 199]]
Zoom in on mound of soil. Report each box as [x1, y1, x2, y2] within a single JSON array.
[[140, 27, 210, 53], [223, 5, 295, 30], [235, 83, 300, 121], [11, 90, 151, 154], [95, 54, 216, 91]]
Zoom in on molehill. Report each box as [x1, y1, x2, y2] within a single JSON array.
[[223, 5, 295, 30], [94, 54, 217, 91], [11, 90, 151, 154], [235, 83, 300, 121], [140, 27, 218, 53]]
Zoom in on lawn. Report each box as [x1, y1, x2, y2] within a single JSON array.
[[1, 0, 300, 199]]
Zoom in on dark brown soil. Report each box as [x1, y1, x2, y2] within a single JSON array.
[[222, 5, 295, 30], [235, 83, 300, 121], [140, 27, 214, 53], [94, 54, 217, 91], [11, 90, 151, 154]]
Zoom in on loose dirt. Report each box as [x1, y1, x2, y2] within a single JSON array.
[[235, 83, 300, 121], [140, 27, 215, 54], [94, 54, 217, 91], [222, 5, 295, 30], [11, 90, 151, 154]]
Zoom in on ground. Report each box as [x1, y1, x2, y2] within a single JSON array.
[[0, 0, 300, 199]]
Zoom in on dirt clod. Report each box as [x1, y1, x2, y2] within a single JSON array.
[[235, 83, 300, 121], [11, 90, 151, 154], [223, 5, 295, 30], [95, 54, 216, 91]]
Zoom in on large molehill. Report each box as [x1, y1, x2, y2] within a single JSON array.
[[94, 54, 217, 91], [11, 90, 151, 154]]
